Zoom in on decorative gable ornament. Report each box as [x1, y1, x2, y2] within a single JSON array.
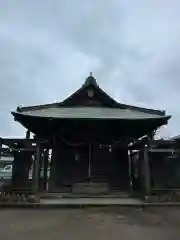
[[87, 89, 94, 98]]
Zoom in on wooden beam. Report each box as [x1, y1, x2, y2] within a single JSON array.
[[129, 139, 176, 150], [146, 140, 175, 145], [0, 147, 9, 152], [1, 138, 35, 142], [149, 149, 179, 153], [0, 147, 37, 153], [1, 138, 48, 144]]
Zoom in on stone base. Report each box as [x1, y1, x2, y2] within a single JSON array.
[[0, 194, 40, 204], [48, 186, 72, 193], [72, 182, 109, 194]]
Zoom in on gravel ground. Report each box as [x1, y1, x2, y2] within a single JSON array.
[[0, 207, 180, 240]]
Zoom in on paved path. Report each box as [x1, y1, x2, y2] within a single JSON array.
[[40, 197, 142, 206], [0, 207, 180, 239]]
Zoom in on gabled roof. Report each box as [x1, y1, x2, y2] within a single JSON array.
[[15, 74, 167, 117], [11, 74, 172, 137]]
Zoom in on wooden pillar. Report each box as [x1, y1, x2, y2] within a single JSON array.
[[26, 130, 30, 139], [88, 142, 92, 180], [0, 138, 2, 156], [143, 144, 151, 196], [33, 140, 41, 194], [43, 149, 49, 191], [116, 144, 129, 190], [128, 149, 133, 191], [49, 136, 57, 192], [38, 147, 43, 191]]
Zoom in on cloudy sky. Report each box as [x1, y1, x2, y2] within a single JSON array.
[[0, 0, 180, 137]]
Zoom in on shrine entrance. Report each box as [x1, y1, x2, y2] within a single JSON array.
[[50, 143, 89, 188], [49, 137, 130, 193]]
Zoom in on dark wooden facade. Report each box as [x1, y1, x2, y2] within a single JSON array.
[[7, 75, 172, 196]]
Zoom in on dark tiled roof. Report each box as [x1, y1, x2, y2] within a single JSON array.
[[12, 107, 170, 120], [14, 74, 169, 121]]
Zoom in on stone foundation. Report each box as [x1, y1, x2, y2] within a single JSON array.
[[72, 182, 109, 194]]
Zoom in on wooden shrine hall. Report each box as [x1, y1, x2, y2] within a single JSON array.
[[10, 74, 171, 196]]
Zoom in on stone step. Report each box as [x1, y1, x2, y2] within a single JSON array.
[[72, 182, 109, 194]]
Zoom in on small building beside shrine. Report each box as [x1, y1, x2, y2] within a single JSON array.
[[11, 74, 171, 196]]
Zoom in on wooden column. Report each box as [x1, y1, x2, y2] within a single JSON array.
[[128, 149, 133, 191], [143, 144, 151, 196], [88, 142, 92, 180], [26, 130, 30, 139], [33, 140, 41, 194], [43, 149, 49, 191], [0, 138, 2, 156], [38, 147, 44, 191], [48, 136, 57, 192]]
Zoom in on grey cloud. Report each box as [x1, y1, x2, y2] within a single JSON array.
[[0, 0, 180, 137]]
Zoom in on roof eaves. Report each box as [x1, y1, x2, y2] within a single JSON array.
[[116, 104, 166, 116], [11, 109, 171, 121], [96, 87, 166, 116], [16, 103, 60, 113]]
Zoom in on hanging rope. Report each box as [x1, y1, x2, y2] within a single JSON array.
[[56, 135, 136, 148], [58, 135, 87, 147], [92, 136, 135, 147]]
